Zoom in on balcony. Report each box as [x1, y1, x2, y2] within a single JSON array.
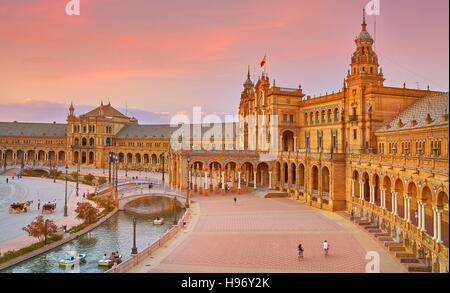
[[71, 145, 94, 149], [349, 115, 358, 122]]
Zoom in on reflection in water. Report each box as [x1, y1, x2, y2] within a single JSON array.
[[1, 196, 184, 273]]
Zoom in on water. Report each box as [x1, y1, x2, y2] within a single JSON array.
[[1, 196, 184, 273]]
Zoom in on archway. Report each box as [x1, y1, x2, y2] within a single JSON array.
[[283, 162, 288, 185], [88, 152, 94, 165], [322, 167, 330, 197], [143, 154, 149, 164], [437, 191, 449, 247], [118, 153, 124, 163], [383, 176, 392, 212], [127, 153, 133, 164], [298, 164, 305, 190], [395, 178, 404, 218], [136, 153, 142, 164], [353, 171, 360, 198], [312, 166, 319, 195], [362, 172, 370, 202], [282, 130, 295, 152], [275, 161, 281, 187], [81, 152, 87, 164], [290, 163, 296, 187], [58, 151, 65, 163], [421, 186, 433, 237], [73, 151, 79, 164], [373, 174, 380, 206], [38, 150, 45, 162], [408, 182, 419, 227], [257, 162, 270, 187]]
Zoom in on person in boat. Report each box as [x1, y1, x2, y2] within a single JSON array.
[[109, 252, 116, 261], [114, 251, 120, 260]]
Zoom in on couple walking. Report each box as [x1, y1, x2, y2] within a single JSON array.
[[297, 240, 330, 259]]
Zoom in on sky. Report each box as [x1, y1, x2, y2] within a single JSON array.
[[0, 0, 448, 124]]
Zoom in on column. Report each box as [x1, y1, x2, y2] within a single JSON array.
[[260, 170, 264, 187], [204, 172, 208, 190], [359, 182, 364, 200], [392, 192, 398, 215], [404, 195, 410, 222], [238, 171, 241, 190], [381, 188, 386, 209], [268, 171, 272, 189], [221, 171, 225, 190], [369, 184, 375, 203], [253, 171, 257, 188], [420, 202, 426, 232], [417, 201, 423, 230], [432, 208, 438, 241], [280, 135, 283, 152], [436, 209, 443, 243], [293, 137, 297, 152]]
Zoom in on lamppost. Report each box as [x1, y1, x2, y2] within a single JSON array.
[[108, 152, 112, 183], [173, 196, 178, 225], [114, 153, 118, 192], [64, 165, 68, 217], [76, 160, 80, 197], [186, 158, 191, 208], [131, 216, 138, 255], [161, 153, 165, 186]]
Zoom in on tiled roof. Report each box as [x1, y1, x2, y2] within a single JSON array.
[[116, 123, 238, 139], [82, 104, 130, 119], [376, 92, 449, 133], [0, 122, 67, 137]]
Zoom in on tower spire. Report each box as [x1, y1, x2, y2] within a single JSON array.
[[362, 8, 367, 31], [247, 65, 251, 80]]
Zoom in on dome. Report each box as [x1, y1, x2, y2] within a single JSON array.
[[244, 78, 253, 86], [357, 30, 372, 40]]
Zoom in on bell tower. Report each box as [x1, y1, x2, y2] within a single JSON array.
[[345, 9, 384, 87]]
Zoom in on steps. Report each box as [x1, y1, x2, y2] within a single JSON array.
[[408, 265, 432, 273]]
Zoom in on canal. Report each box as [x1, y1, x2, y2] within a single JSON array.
[[1, 196, 185, 273]]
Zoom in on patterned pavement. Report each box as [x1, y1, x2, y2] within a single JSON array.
[[130, 192, 406, 273]]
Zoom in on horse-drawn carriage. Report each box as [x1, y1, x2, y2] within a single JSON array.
[[9, 201, 33, 214], [42, 203, 57, 214]]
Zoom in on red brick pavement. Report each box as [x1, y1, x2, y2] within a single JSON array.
[[145, 192, 400, 273]]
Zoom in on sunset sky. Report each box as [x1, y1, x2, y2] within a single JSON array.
[[0, 0, 448, 124]]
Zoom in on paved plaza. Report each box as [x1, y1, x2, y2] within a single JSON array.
[[0, 174, 94, 254], [129, 192, 407, 273]]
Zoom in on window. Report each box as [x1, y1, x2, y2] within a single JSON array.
[[283, 114, 287, 122], [304, 113, 308, 125], [290, 115, 294, 123], [353, 129, 357, 140], [334, 108, 339, 122]]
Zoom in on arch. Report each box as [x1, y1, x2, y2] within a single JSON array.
[[143, 154, 149, 164], [353, 170, 360, 198], [126, 153, 133, 164], [81, 137, 87, 146], [275, 161, 281, 186], [322, 166, 330, 197], [81, 151, 87, 164], [407, 182, 419, 226], [311, 165, 319, 195], [37, 150, 45, 161], [106, 137, 112, 146], [257, 162, 270, 187], [74, 138, 80, 145], [282, 130, 295, 152], [73, 151, 79, 164], [437, 191, 449, 247], [362, 172, 370, 202], [394, 178, 405, 218], [118, 153, 124, 163], [89, 137, 95, 146], [373, 174, 380, 206], [151, 154, 157, 165], [136, 153, 142, 164], [421, 186, 434, 237], [290, 162, 296, 187], [58, 151, 65, 163], [298, 163, 305, 189], [283, 162, 288, 185], [88, 151, 94, 165], [48, 151, 56, 163], [383, 176, 392, 211], [240, 162, 254, 186]]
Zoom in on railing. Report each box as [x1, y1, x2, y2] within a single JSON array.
[[349, 115, 358, 121], [106, 208, 191, 273]]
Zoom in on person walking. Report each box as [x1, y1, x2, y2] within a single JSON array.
[[323, 240, 330, 256], [298, 244, 304, 259], [37, 200, 41, 211], [234, 197, 237, 205]]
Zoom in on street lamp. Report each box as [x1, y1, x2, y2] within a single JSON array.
[[114, 153, 118, 192], [173, 196, 178, 225], [161, 153, 165, 186], [76, 160, 80, 197], [108, 152, 112, 183], [131, 216, 138, 255], [64, 165, 68, 217], [186, 158, 191, 208]]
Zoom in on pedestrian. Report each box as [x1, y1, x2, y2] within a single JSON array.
[[298, 244, 304, 259], [323, 240, 330, 256], [6, 178, 8, 184], [37, 200, 41, 210], [234, 197, 237, 205]]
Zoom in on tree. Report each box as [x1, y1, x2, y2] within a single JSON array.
[[83, 173, 95, 185], [97, 177, 107, 185], [71, 171, 80, 181], [22, 216, 58, 242], [75, 202, 99, 224], [48, 169, 62, 183]]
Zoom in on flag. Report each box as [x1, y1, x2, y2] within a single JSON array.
[[260, 55, 267, 68]]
